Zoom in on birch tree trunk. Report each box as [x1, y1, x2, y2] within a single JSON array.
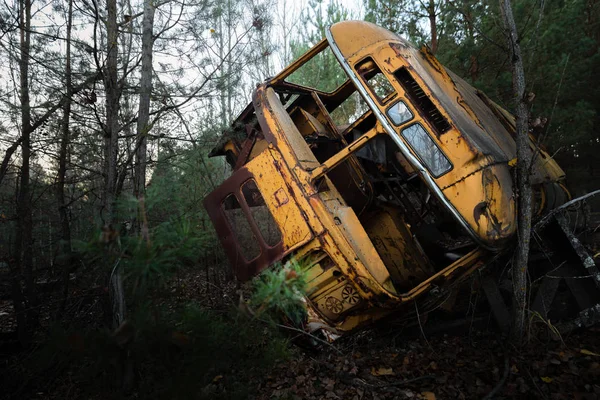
[[218, 6, 227, 127], [226, 0, 232, 124], [499, 0, 533, 343]]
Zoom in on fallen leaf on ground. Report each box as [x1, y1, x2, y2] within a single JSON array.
[[420, 391, 436, 399], [371, 367, 394, 376], [322, 377, 335, 391], [580, 349, 600, 357]]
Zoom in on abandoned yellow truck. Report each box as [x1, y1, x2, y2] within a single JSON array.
[[203, 21, 572, 336]]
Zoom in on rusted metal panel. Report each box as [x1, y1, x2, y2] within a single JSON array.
[[362, 207, 435, 292], [246, 149, 315, 253], [203, 20, 586, 338], [203, 167, 284, 281]]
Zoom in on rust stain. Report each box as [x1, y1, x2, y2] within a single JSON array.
[[204, 21, 568, 338], [274, 188, 289, 207]]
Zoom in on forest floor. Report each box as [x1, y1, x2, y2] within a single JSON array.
[[149, 265, 600, 399], [251, 325, 600, 400], [131, 267, 600, 399], [2, 265, 600, 400]]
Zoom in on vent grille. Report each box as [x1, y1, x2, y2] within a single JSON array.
[[395, 68, 451, 135]]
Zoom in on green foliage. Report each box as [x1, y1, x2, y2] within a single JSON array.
[[287, 0, 350, 92], [120, 220, 204, 297], [249, 258, 308, 327], [107, 143, 223, 293], [364, 0, 427, 41], [146, 143, 223, 223], [50, 140, 300, 397]]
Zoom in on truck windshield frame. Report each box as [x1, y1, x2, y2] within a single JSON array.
[[280, 42, 349, 94], [324, 26, 491, 250]]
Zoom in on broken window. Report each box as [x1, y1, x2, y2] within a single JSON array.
[[356, 58, 395, 103], [285, 46, 348, 93], [330, 90, 370, 126], [241, 179, 282, 247], [400, 124, 452, 177], [222, 194, 261, 261]]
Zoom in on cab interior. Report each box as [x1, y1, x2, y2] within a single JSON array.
[[248, 45, 478, 293]]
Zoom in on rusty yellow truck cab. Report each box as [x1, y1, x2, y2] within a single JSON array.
[[204, 21, 568, 335]]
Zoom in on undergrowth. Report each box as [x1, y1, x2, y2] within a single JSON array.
[[10, 195, 310, 400], [26, 304, 292, 399], [249, 258, 308, 326]]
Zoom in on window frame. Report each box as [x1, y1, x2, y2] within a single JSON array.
[[220, 178, 283, 262], [240, 179, 282, 248], [355, 57, 397, 105], [283, 45, 350, 95], [386, 99, 414, 127], [399, 123, 453, 178]]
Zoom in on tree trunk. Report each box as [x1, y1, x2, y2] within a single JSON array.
[[226, 0, 232, 124], [499, 0, 533, 344], [104, 0, 119, 225], [12, 0, 37, 345], [104, 0, 125, 330], [218, 8, 227, 127], [134, 0, 156, 215], [428, 0, 438, 54], [56, 0, 74, 318]]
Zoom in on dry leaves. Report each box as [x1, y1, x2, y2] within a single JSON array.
[[370, 367, 394, 376], [252, 326, 600, 400]]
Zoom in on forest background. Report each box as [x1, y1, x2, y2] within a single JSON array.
[[0, 0, 599, 398]]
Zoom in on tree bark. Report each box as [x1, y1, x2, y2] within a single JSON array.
[[134, 0, 155, 208], [104, 0, 120, 225], [13, 0, 37, 344], [0, 138, 23, 186], [428, 0, 438, 54], [104, 0, 125, 330], [56, 0, 74, 318], [499, 0, 533, 344]]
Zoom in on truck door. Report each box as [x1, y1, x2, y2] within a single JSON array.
[[203, 148, 314, 281]]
